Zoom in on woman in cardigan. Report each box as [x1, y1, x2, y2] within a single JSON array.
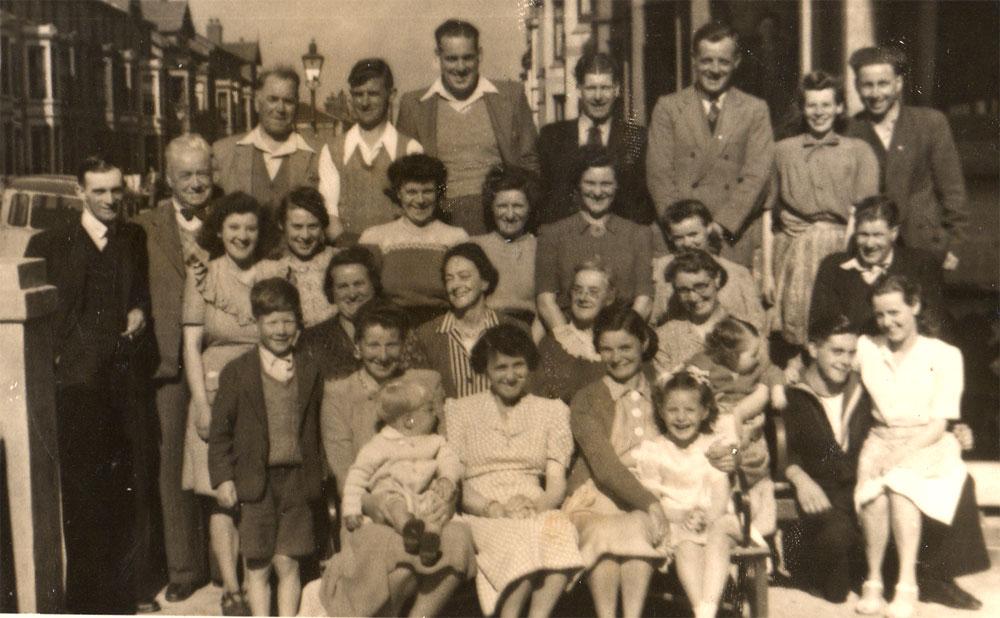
[[535, 146, 654, 332], [763, 71, 879, 346], [359, 153, 468, 326], [533, 257, 614, 403], [471, 165, 541, 327], [564, 303, 668, 618]]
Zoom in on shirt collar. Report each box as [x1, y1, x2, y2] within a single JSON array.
[[603, 373, 652, 402], [237, 125, 315, 157], [259, 346, 295, 382], [171, 197, 204, 231], [379, 425, 406, 440], [342, 122, 401, 166], [357, 368, 382, 399], [873, 102, 901, 127], [802, 132, 841, 148], [420, 76, 499, 110], [80, 208, 109, 246], [699, 90, 727, 111], [840, 250, 894, 271], [576, 211, 617, 234], [438, 308, 500, 334], [578, 115, 612, 143]]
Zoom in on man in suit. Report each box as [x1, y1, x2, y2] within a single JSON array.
[[846, 46, 967, 270], [213, 65, 340, 240], [646, 21, 774, 267], [783, 315, 872, 603], [26, 157, 153, 613], [537, 51, 652, 225], [396, 19, 538, 235], [809, 196, 945, 337], [134, 135, 212, 603]]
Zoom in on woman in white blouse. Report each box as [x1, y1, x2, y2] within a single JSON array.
[[854, 275, 966, 618]]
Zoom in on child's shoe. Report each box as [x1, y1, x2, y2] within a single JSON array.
[[419, 531, 442, 567], [402, 518, 425, 554], [221, 591, 251, 616], [855, 580, 886, 615]]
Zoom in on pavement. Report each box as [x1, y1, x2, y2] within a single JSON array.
[[151, 560, 1000, 616]]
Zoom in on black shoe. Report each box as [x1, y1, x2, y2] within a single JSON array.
[[136, 599, 162, 613], [419, 531, 442, 567], [918, 578, 983, 610], [402, 518, 425, 555], [164, 581, 200, 603]]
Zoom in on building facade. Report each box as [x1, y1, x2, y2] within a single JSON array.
[[0, 0, 262, 178]]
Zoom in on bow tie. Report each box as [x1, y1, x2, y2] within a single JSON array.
[[180, 207, 201, 222], [860, 262, 889, 285]]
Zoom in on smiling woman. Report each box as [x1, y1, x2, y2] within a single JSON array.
[[276, 186, 337, 327]]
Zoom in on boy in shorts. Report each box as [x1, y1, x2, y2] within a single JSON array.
[[209, 278, 325, 616]]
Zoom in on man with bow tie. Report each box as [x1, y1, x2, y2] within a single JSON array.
[[846, 46, 967, 271], [646, 20, 774, 267], [536, 50, 653, 226], [26, 156, 154, 613], [134, 134, 214, 605]]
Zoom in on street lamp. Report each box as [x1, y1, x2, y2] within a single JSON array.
[[301, 39, 324, 133]]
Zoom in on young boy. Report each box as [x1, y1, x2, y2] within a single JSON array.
[[209, 278, 325, 616]]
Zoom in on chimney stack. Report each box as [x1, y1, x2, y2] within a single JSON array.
[[207, 18, 223, 45]]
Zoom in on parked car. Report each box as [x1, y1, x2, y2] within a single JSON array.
[[0, 174, 148, 257]]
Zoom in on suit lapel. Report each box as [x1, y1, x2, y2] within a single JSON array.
[[155, 202, 186, 277], [236, 143, 256, 193], [709, 88, 740, 160], [884, 106, 915, 199], [295, 354, 319, 428], [684, 88, 712, 153], [247, 349, 268, 428], [59, 222, 92, 328]]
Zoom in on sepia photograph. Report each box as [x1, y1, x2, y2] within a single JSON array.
[[0, 0, 997, 616]]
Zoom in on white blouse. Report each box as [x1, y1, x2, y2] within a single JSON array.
[[857, 335, 963, 427]]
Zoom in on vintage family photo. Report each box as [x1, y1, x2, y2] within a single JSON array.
[[0, 0, 997, 616]]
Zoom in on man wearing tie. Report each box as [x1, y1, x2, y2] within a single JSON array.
[[26, 157, 152, 614], [537, 51, 652, 225], [134, 135, 213, 604], [646, 21, 774, 267]]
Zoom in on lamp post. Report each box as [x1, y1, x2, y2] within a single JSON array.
[[301, 39, 324, 134]]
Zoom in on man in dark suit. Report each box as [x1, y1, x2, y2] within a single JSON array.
[[25, 156, 153, 614], [537, 51, 652, 225], [646, 21, 774, 267], [396, 19, 538, 235], [783, 315, 872, 602], [134, 135, 212, 603], [809, 196, 945, 337], [846, 45, 967, 270]]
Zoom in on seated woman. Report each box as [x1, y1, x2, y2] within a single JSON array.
[[471, 165, 541, 327], [854, 275, 971, 618], [536, 146, 653, 332], [533, 258, 614, 403], [359, 153, 468, 326], [651, 199, 764, 330], [445, 324, 584, 617], [413, 242, 527, 400], [763, 71, 879, 346], [276, 186, 338, 327], [563, 303, 668, 618], [307, 303, 475, 617]]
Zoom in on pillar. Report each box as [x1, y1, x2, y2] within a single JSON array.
[[0, 258, 62, 613], [629, 0, 647, 122], [800, 0, 812, 75], [843, 0, 875, 115]]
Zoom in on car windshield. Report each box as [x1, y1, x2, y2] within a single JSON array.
[[30, 194, 82, 229]]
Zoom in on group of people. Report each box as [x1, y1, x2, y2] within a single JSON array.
[[26, 15, 989, 618]]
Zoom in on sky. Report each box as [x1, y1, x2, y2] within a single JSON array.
[[187, 0, 530, 105]]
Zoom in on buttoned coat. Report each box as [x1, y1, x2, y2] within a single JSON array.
[[396, 79, 539, 173], [208, 348, 324, 503], [846, 106, 967, 257], [646, 86, 774, 261]]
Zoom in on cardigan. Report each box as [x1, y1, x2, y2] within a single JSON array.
[[566, 377, 659, 512]]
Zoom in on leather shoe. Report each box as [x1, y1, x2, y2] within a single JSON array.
[[918, 578, 983, 610], [164, 581, 200, 603], [136, 599, 162, 613]]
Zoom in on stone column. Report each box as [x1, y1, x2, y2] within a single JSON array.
[[0, 258, 63, 613]]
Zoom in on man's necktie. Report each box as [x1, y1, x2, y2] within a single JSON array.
[[707, 101, 721, 134], [586, 124, 603, 148]]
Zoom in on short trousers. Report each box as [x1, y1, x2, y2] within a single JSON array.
[[239, 465, 314, 562]]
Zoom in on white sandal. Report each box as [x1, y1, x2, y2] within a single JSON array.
[[887, 583, 919, 618], [855, 580, 886, 615]]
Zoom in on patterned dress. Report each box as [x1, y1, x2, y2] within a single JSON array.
[[180, 255, 287, 496], [445, 392, 585, 614], [279, 245, 337, 327]]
